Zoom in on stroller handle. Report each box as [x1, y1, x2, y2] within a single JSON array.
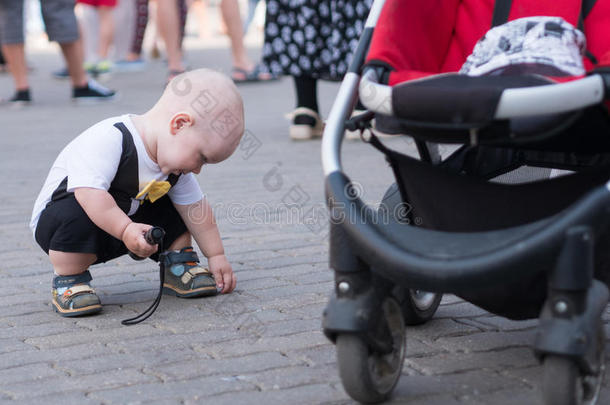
[[359, 69, 607, 120]]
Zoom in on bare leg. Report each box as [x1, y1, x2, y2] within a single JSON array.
[[191, 0, 210, 39], [1, 43, 28, 90], [220, 0, 270, 80], [156, 0, 184, 74], [97, 6, 115, 60], [169, 232, 192, 250], [128, 0, 149, 60], [59, 40, 88, 88], [220, 0, 248, 69], [50, 250, 97, 276]]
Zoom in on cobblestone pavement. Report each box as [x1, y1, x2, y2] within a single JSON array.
[[0, 43, 608, 405]]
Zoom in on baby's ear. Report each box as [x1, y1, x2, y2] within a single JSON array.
[[170, 113, 193, 134]]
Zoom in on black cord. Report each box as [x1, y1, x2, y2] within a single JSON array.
[[121, 227, 166, 326]]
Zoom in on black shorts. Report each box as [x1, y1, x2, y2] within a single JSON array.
[[35, 195, 188, 263]]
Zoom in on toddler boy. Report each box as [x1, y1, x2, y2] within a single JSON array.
[[30, 69, 243, 317]]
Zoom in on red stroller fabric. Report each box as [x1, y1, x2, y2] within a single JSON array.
[[366, 0, 610, 85]]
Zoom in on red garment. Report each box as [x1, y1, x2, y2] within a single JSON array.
[[366, 0, 610, 85], [77, 0, 117, 7]]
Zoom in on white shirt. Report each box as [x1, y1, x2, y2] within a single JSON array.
[[30, 114, 203, 234]]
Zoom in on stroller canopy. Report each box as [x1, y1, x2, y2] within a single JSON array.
[[366, 0, 610, 85]]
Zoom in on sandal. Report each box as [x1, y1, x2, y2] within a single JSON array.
[[287, 107, 325, 140], [231, 64, 277, 83], [162, 247, 217, 298], [52, 270, 102, 317]]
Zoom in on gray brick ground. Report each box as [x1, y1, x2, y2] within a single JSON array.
[[1, 30, 608, 405]]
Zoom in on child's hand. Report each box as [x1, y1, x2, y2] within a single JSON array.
[[208, 254, 236, 294], [122, 223, 158, 258]]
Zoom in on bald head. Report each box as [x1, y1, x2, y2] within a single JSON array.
[[156, 69, 245, 162]]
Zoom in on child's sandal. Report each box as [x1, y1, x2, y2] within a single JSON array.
[[162, 247, 217, 298], [52, 270, 102, 317]]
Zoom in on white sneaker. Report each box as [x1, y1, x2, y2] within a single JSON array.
[[287, 107, 324, 141]]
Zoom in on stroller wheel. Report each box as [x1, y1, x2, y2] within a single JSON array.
[[393, 286, 442, 325], [404, 289, 443, 325], [542, 326, 605, 405], [336, 296, 406, 403]]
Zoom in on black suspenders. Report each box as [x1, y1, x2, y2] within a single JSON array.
[[491, 0, 513, 27]]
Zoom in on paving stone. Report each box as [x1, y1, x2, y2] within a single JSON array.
[[1, 321, 87, 341], [407, 318, 483, 341], [245, 363, 340, 391], [53, 350, 199, 376], [388, 393, 463, 405], [24, 324, 170, 350], [0, 363, 65, 385], [286, 344, 337, 367], [434, 329, 535, 353], [150, 351, 297, 381], [405, 347, 539, 376], [236, 275, 293, 291], [255, 318, 323, 338], [248, 283, 332, 301], [3, 368, 156, 400], [87, 375, 257, 403], [205, 382, 346, 405], [288, 270, 334, 286], [0, 337, 33, 353], [434, 302, 496, 319], [0, 343, 112, 369], [471, 315, 539, 331], [390, 368, 525, 401], [193, 331, 330, 358], [458, 388, 539, 405]]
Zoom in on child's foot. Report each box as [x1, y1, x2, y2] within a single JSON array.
[[162, 247, 217, 298], [288, 107, 324, 140], [52, 270, 102, 317]]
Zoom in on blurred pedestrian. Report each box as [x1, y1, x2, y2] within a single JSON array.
[[0, 31, 6, 73], [77, 0, 117, 75], [262, 0, 372, 139], [115, 0, 188, 73], [222, 0, 273, 82], [114, 0, 154, 71], [155, 0, 190, 79], [242, 0, 261, 36], [0, 0, 115, 104]]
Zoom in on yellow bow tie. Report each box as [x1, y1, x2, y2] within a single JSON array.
[[136, 180, 171, 203]]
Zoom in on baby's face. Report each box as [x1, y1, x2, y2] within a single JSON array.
[[157, 123, 234, 176]]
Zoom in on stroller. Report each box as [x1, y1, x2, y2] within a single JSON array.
[[321, 0, 610, 403]]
